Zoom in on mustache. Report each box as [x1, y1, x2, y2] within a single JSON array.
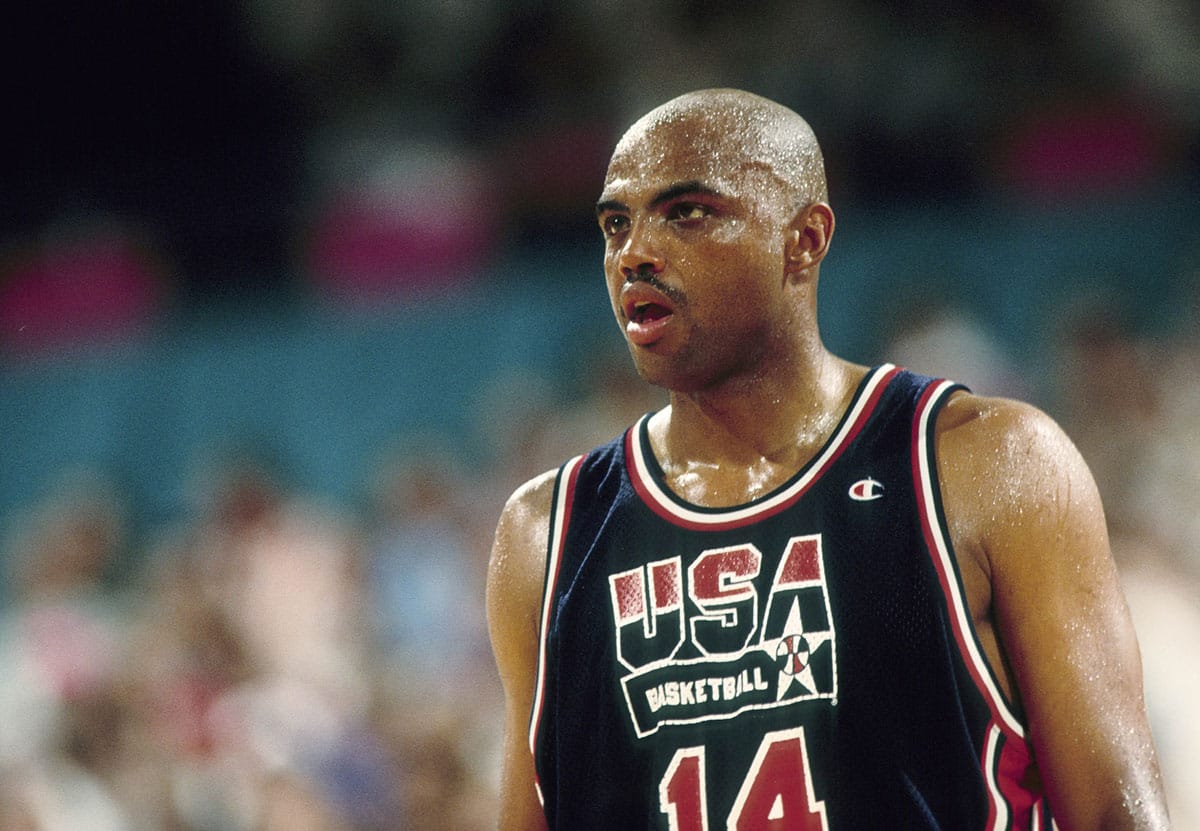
[[626, 270, 684, 304]]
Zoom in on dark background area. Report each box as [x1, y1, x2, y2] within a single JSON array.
[[4, 1, 1196, 307]]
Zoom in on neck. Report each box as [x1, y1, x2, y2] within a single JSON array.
[[649, 350, 867, 506]]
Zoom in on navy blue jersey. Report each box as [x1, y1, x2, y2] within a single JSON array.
[[530, 365, 1056, 830]]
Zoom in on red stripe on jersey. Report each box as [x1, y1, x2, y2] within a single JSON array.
[[611, 571, 646, 622], [651, 559, 682, 608]]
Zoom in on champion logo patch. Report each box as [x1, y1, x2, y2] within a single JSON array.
[[848, 478, 884, 502]]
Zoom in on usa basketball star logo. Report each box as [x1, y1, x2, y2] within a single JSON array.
[[609, 535, 838, 737]]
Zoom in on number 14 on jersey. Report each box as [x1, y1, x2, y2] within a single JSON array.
[[660, 727, 829, 831]]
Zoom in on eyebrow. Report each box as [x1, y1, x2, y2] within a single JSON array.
[[596, 180, 724, 216]]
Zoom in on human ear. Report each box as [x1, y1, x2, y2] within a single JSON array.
[[785, 203, 835, 276]]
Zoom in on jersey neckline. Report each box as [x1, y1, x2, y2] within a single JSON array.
[[624, 363, 901, 530]]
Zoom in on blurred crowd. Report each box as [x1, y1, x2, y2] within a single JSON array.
[[0, 342, 665, 830]]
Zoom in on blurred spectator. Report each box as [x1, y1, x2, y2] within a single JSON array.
[[0, 759, 132, 831], [256, 771, 353, 831], [471, 369, 560, 498], [1052, 302, 1162, 536], [527, 338, 668, 470], [1117, 536, 1200, 831], [178, 451, 369, 705], [121, 448, 392, 829], [0, 473, 131, 766], [116, 561, 257, 829], [0, 775, 41, 830], [361, 436, 487, 681], [1134, 276, 1200, 570], [380, 692, 497, 831], [0, 474, 135, 829]]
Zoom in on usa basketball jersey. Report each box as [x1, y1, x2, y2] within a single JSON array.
[[529, 365, 1057, 830]]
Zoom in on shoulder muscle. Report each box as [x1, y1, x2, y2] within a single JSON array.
[[936, 393, 1169, 829], [487, 469, 557, 673]]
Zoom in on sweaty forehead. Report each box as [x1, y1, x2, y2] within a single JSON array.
[[607, 120, 761, 188], [603, 92, 826, 204]]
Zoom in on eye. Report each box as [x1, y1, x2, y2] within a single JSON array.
[[668, 202, 711, 222], [601, 213, 630, 237]]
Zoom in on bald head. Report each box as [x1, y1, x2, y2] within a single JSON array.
[[610, 89, 828, 212]]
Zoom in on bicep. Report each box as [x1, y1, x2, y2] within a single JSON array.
[[486, 474, 554, 831], [974, 407, 1167, 828]]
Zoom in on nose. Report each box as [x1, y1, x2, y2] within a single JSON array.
[[617, 221, 665, 280]]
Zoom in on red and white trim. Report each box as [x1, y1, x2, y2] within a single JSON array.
[[627, 364, 902, 531], [528, 453, 587, 805], [981, 717, 1048, 831], [982, 724, 1012, 831], [913, 380, 1054, 828], [911, 380, 1024, 738]]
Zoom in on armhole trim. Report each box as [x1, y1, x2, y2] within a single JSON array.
[[912, 382, 1027, 740], [528, 453, 587, 804]]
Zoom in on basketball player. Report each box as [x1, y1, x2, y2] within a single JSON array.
[[487, 89, 1169, 829]]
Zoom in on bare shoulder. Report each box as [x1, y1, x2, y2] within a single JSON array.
[[487, 470, 558, 660], [934, 391, 1100, 540], [935, 390, 1070, 454], [491, 469, 558, 570], [935, 389, 1112, 582]]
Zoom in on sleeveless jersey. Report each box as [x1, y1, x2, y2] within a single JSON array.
[[529, 365, 1057, 830]]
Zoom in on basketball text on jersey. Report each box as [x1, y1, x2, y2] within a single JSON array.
[[609, 534, 836, 737]]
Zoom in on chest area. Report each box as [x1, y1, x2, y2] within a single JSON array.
[[552, 477, 942, 736]]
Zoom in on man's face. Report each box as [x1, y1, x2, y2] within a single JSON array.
[[597, 114, 797, 392]]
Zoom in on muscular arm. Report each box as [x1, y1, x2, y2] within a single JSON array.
[[937, 394, 1169, 830], [487, 471, 555, 831]]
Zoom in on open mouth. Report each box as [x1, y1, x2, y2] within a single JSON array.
[[620, 282, 677, 344], [630, 301, 672, 324]]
